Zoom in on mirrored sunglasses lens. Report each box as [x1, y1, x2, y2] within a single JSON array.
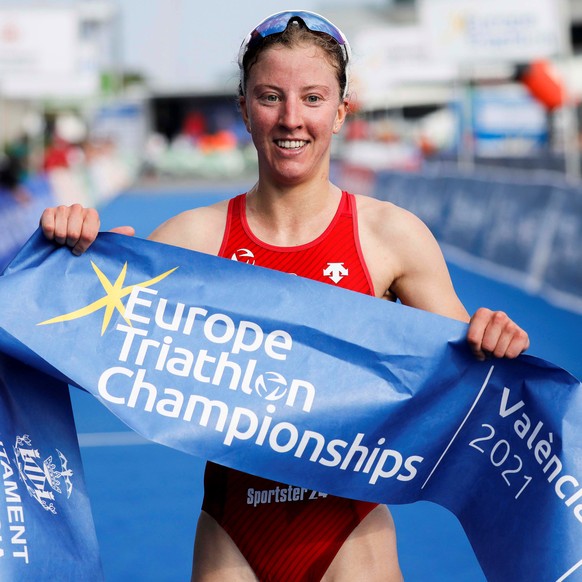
[[298, 13, 346, 45], [255, 12, 294, 37], [255, 11, 345, 46]]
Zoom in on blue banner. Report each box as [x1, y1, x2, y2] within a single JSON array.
[[0, 175, 54, 273], [0, 354, 102, 580], [0, 230, 581, 581]]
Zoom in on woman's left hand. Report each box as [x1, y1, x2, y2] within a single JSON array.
[[466, 307, 530, 361]]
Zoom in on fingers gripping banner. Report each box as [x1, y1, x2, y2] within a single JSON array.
[[0, 231, 580, 581]]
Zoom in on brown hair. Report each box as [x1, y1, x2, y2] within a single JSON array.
[[239, 18, 348, 100]]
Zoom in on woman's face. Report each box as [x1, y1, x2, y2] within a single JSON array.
[[240, 42, 347, 187]]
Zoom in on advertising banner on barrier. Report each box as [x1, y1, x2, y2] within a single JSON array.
[[543, 192, 582, 298], [366, 168, 582, 306], [0, 7, 99, 99], [419, 0, 564, 64], [0, 231, 580, 581]]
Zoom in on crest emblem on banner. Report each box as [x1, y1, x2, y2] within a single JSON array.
[[13, 435, 74, 515]]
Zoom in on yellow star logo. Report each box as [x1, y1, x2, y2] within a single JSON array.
[[38, 261, 178, 335]]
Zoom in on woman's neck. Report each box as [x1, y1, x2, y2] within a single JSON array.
[[245, 180, 342, 247]]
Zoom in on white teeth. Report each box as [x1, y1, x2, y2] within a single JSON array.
[[276, 140, 306, 149]]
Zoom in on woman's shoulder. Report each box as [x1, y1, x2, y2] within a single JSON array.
[[352, 192, 431, 242], [148, 198, 231, 254]]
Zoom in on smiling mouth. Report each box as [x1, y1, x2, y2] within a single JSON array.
[[275, 140, 308, 149]]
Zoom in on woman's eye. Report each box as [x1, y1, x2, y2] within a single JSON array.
[[264, 94, 279, 102], [306, 95, 321, 104]]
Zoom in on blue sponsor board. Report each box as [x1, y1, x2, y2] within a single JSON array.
[[478, 181, 552, 272], [369, 168, 582, 303], [375, 171, 452, 239], [543, 191, 582, 297], [472, 86, 549, 157]]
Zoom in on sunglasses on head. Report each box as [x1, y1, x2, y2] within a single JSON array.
[[238, 10, 351, 97]]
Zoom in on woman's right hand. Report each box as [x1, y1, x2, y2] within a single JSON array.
[[40, 203, 135, 256]]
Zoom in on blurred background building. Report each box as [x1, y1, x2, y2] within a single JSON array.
[[1, 0, 582, 288], [0, 0, 580, 186]]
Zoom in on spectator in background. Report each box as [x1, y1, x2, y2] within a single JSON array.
[[43, 135, 73, 173], [0, 151, 29, 204]]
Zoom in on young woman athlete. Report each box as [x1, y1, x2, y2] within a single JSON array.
[[40, 11, 530, 581]]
